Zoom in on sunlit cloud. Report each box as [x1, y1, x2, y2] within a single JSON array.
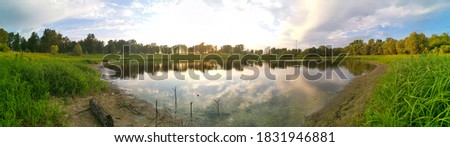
[[1, 0, 450, 48]]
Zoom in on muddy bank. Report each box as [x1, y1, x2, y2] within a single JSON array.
[[53, 65, 182, 127], [53, 85, 182, 127], [305, 61, 388, 126]]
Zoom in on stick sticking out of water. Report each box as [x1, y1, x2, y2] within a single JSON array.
[[214, 99, 220, 118], [155, 100, 158, 127], [173, 87, 177, 119], [190, 102, 193, 123]]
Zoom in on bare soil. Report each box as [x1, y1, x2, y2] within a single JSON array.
[[53, 85, 183, 127], [304, 61, 388, 126]]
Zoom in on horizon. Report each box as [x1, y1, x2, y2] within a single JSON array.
[[1, 0, 450, 49]]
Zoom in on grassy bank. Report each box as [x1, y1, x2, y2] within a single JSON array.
[[362, 54, 450, 126], [0, 53, 106, 126]]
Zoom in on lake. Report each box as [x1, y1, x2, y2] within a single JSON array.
[[101, 59, 375, 126]]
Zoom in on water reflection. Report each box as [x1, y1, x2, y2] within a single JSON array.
[[101, 59, 375, 126]]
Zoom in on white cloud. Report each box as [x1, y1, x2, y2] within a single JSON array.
[[0, 0, 105, 32], [269, 0, 450, 48], [2, 0, 449, 48]]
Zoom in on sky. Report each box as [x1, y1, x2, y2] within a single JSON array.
[[1, 0, 450, 49]]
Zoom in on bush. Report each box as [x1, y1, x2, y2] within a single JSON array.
[[50, 45, 58, 55], [0, 43, 10, 52], [73, 43, 82, 56]]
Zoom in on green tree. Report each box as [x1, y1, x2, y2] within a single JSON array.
[[59, 36, 76, 53], [20, 37, 27, 52], [405, 32, 427, 54], [220, 45, 233, 53], [73, 43, 82, 56], [438, 45, 450, 54], [12, 33, 20, 51], [0, 28, 9, 52], [428, 33, 450, 53], [80, 34, 104, 54], [396, 39, 406, 54], [382, 37, 397, 55], [50, 45, 59, 55], [374, 39, 384, 55], [0, 42, 10, 52], [0, 28, 9, 44], [106, 40, 117, 53], [40, 29, 62, 53], [27, 32, 39, 53], [233, 44, 244, 53], [345, 40, 364, 55]]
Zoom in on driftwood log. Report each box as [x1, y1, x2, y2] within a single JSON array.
[[90, 98, 114, 127]]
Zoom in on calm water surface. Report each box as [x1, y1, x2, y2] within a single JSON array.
[[101, 59, 375, 126]]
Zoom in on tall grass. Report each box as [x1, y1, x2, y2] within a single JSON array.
[[364, 55, 450, 126], [0, 53, 107, 126]]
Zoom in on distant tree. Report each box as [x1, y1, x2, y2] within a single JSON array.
[[80, 34, 104, 54], [106, 40, 117, 53], [428, 33, 450, 53], [345, 40, 364, 55], [59, 36, 76, 53], [27, 32, 39, 53], [405, 32, 427, 54], [50, 45, 59, 55], [0, 28, 8, 44], [233, 44, 244, 53], [7, 32, 14, 49], [40, 29, 62, 53], [0, 28, 9, 52], [382, 37, 397, 55], [220, 45, 233, 53], [0, 42, 10, 52], [12, 33, 20, 51], [374, 39, 384, 55], [20, 37, 27, 52], [396, 39, 406, 54], [73, 43, 82, 56]]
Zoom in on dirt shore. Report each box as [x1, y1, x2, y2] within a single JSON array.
[[53, 85, 182, 127], [305, 61, 388, 126]]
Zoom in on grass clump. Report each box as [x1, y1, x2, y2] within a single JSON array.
[[364, 55, 450, 126], [0, 55, 107, 126]]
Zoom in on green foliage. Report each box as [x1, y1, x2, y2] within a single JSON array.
[[0, 43, 10, 52], [428, 33, 450, 50], [12, 33, 20, 51], [0, 57, 107, 126], [79, 33, 104, 54], [40, 29, 62, 53], [27, 32, 39, 53], [50, 45, 59, 55], [404, 32, 428, 54], [73, 43, 83, 56], [365, 55, 450, 126], [438, 45, 450, 54], [0, 28, 9, 44]]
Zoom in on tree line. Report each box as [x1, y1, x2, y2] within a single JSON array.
[[0, 28, 250, 55], [1, 27, 449, 55], [344, 32, 450, 55]]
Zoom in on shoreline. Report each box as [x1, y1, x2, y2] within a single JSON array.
[[55, 65, 182, 127], [304, 61, 388, 126]]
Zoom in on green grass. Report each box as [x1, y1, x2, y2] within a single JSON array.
[[0, 52, 107, 126], [363, 54, 450, 126]]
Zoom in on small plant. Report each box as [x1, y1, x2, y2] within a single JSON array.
[[73, 43, 82, 56], [50, 45, 58, 55]]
